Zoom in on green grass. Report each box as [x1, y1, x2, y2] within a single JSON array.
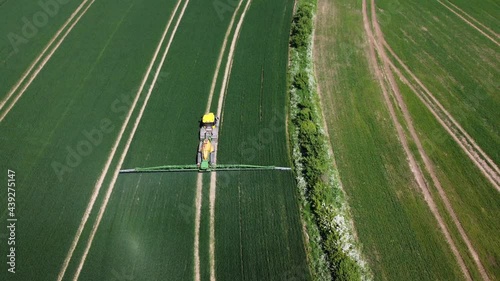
[[0, 0, 357, 279], [313, 0, 464, 279], [76, 0, 237, 278], [109, 0, 233, 168], [216, 0, 294, 167]]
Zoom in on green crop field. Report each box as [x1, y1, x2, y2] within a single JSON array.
[[214, 171, 309, 281], [314, 0, 463, 279], [377, 0, 500, 278], [0, 0, 309, 280], [314, 0, 499, 280], [377, 0, 500, 165], [3, 0, 496, 279], [0, 0, 84, 99], [430, 0, 500, 40], [213, 1, 310, 279], [77, 173, 198, 280], [1, 0, 180, 279]]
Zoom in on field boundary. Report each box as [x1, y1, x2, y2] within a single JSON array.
[[0, 0, 96, 122]]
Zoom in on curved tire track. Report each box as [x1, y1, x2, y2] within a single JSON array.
[[382, 40, 500, 192], [368, 1, 494, 279], [369, 1, 491, 279], [363, 0, 477, 280]]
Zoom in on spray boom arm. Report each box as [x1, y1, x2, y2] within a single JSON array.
[[120, 164, 291, 173]]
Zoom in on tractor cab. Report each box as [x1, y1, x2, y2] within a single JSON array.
[[201, 112, 218, 128], [199, 113, 219, 140]]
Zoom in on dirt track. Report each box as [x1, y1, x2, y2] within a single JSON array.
[[194, 174, 203, 281], [312, 0, 337, 161]]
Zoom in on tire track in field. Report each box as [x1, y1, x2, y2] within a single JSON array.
[[362, 1, 473, 280], [369, 1, 491, 279], [385, 57, 496, 280], [210, 1, 252, 280], [195, 0, 246, 280], [382, 40, 500, 192], [56, 1, 184, 280], [215, 0, 251, 121], [194, 0, 252, 280], [196, 0, 243, 275], [205, 0, 245, 114], [193, 174, 203, 281], [437, 0, 499, 47], [70, 0, 191, 279], [442, 0, 500, 40], [0, 0, 95, 122]]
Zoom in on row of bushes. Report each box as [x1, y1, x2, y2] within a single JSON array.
[[288, 1, 369, 280]]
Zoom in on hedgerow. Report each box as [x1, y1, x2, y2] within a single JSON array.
[[287, 0, 371, 280]]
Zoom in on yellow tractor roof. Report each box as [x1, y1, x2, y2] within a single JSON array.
[[202, 113, 215, 123]]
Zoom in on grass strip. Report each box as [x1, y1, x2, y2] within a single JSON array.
[[287, 0, 371, 280]]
